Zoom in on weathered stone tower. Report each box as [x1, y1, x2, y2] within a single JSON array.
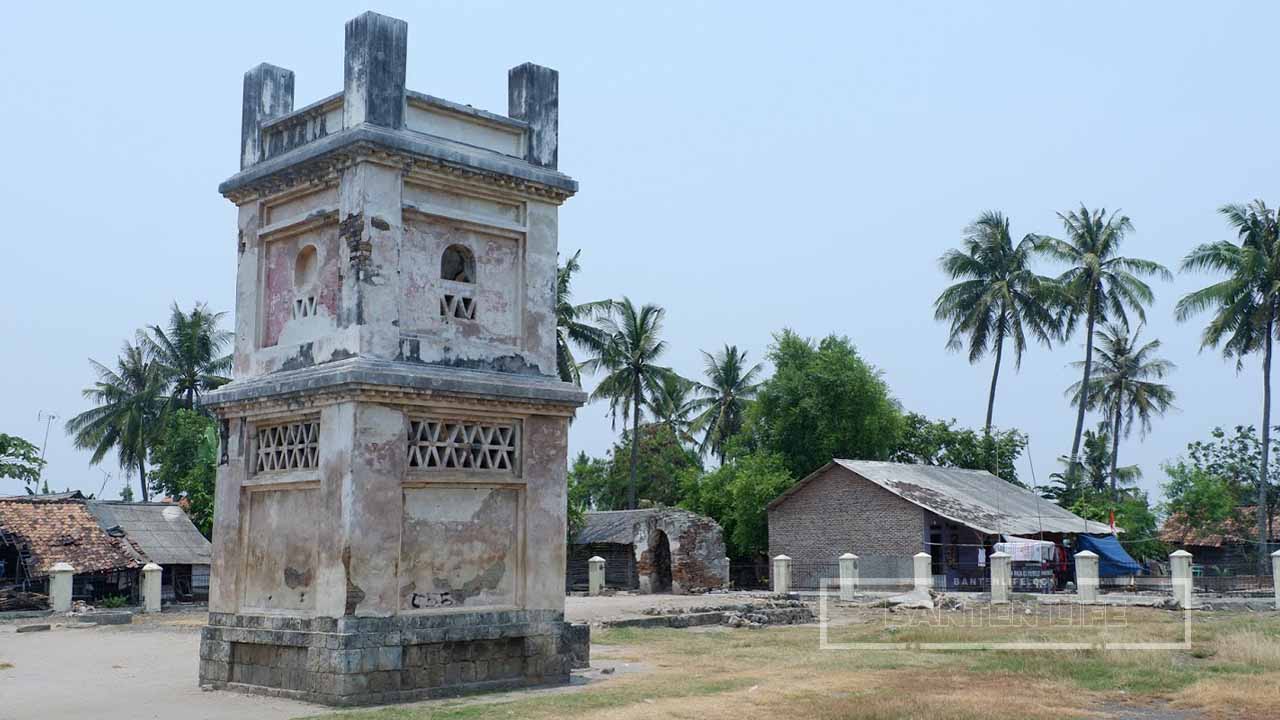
[[197, 11, 587, 705]]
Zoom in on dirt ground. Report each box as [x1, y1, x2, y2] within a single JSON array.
[[0, 593, 765, 720], [2, 595, 1277, 720]]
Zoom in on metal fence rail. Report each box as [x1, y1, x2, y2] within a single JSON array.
[[728, 558, 769, 590], [789, 562, 840, 590], [1193, 563, 1275, 594]]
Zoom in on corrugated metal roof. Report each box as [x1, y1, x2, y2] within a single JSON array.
[[85, 501, 211, 566], [770, 460, 1117, 536], [573, 508, 710, 545]]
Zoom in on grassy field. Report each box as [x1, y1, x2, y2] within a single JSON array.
[[303, 605, 1280, 720]]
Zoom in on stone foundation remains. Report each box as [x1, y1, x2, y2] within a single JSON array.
[[199, 611, 587, 706]]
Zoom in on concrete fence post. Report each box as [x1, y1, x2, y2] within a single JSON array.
[[587, 556, 606, 597], [1075, 550, 1099, 604], [49, 562, 74, 612], [990, 551, 1012, 605], [1170, 549, 1194, 609], [1271, 550, 1280, 611], [723, 557, 732, 589], [839, 553, 859, 601], [772, 554, 791, 595], [913, 552, 932, 593], [142, 562, 163, 613]]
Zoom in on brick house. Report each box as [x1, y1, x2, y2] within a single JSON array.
[[767, 460, 1115, 588]]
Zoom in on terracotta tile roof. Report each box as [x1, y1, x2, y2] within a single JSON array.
[[1160, 507, 1280, 547], [0, 498, 142, 577]]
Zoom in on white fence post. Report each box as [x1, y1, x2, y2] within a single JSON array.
[[723, 556, 732, 589], [142, 562, 163, 613], [1272, 550, 1280, 611], [49, 562, 75, 612], [838, 553, 859, 601], [587, 556, 606, 596], [990, 551, 1012, 605], [913, 552, 931, 593], [1170, 549, 1194, 608], [1075, 550, 1099, 604], [772, 554, 791, 595]]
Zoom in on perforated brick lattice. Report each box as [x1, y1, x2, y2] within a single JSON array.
[[255, 419, 320, 473], [439, 293, 476, 320], [407, 419, 517, 471]]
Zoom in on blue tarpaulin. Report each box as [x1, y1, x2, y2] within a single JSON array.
[[1076, 534, 1143, 577]]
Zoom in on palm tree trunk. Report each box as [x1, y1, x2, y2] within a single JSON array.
[[1110, 403, 1122, 503], [1259, 308, 1274, 574], [1069, 301, 1099, 473], [138, 462, 150, 503], [984, 333, 1004, 435], [628, 380, 640, 510]]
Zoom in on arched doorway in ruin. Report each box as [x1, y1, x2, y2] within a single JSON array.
[[650, 529, 673, 593]]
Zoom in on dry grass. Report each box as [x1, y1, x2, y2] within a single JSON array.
[[303, 607, 1280, 720]]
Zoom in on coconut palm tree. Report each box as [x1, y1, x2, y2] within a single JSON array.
[[1045, 422, 1142, 505], [1035, 205, 1172, 473], [1067, 323, 1175, 499], [64, 334, 168, 502], [689, 344, 763, 463], [587, 298, 676, 509], [146, 302, 232, 410], [934, 211, 1060, 434], [554, 250, 612, 386], [1177, 200, 1280, 570], [650, 373, 700, 447]]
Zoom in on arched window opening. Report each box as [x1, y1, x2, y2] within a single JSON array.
[[441, 244, 475, 283]]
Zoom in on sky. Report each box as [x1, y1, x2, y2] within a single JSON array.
[[0, 2, 1274, 505]]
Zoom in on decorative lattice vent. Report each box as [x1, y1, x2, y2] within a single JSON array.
[[408, 419, 517, 471], [254, 419, 319, 473], [293, 296, 317, 319], [440, 294, 476, 320]]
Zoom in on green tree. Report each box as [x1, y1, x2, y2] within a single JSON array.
[[746, 330, 902, 478], [1068, 490, 1165, 562], [1067, 323, 1175, 499], [0, 434, 45, 488], [1180, 425, 1279, 543], [566, 451, 599, 538], [146, 302, 232, 410], [65, 335, 168, 502], [649, 373, 699, 447], [1044, 422, 1142, 506], [891, 413, 1027, 485], [1177, 200, 1280, 569], [119, 484, 134, 502], [589, 298, 677, 508], [934, 211, 1059, 433], [150, 409, 218, 537], [689, 345, 763, 463], [1162, 462, 1239, 537], [680, 451, 793, 557], [569, 425, 702, 510], [554, 250, 611, 386], [1036, 206, 1171, 474]]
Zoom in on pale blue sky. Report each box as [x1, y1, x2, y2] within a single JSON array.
[[1, 2, 1273, 504]]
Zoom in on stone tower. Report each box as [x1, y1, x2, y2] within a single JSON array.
[[197, 11, 587, 705]]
